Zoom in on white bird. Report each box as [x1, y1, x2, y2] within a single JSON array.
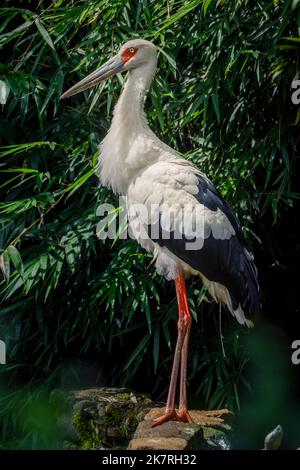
[[61, 39, 261, 426]]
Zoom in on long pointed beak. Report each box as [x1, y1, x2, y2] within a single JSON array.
[[61, 54, 125, 99]]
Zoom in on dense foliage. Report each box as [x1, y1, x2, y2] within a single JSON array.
[[0, 0, 299, 448]]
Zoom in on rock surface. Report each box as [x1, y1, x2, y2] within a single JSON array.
[[51, 387, 232, 450], [128, 407, 232, 450]]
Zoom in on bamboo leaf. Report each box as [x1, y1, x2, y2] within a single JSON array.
[[0, 251, 10, 280], [63, 168, 94, 194], [212, 93, 220, 123], [203, 0, 214, 17], [35, 19, 55, 51], [6, 245, 24, 277]]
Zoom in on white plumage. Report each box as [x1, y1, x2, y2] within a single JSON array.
[[96, 39, 254, 325], [62, 38, 260, 425]]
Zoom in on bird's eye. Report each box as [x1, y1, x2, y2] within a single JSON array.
[[121, 47, 138, 63]]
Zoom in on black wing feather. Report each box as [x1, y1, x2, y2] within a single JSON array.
[[148, 174, 261, 317]]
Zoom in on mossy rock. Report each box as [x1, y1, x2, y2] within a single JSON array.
[[51, 388, 233, 450], [52, 387, 153, 449]]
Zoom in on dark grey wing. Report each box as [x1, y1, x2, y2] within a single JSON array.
[[149, 174, 261, 317]]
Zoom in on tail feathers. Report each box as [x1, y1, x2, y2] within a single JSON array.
[[202, 276, 257, 328], [234, 249, 261, 320], [201, 246, 261, 327], [233, 304, 254, 328]]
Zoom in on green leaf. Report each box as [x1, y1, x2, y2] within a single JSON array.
[[281, 36, 300, 43], [35, 19, 55, 51], [157, 47, 177, 72], [203, 0, 214, 17], [6, 245, 24, 277], [63, 169, 94, 194], [0, 251, 10, 280], [211, 93, 220, 123], [0, 141, 57, 158], [0, 168, 39, 174]]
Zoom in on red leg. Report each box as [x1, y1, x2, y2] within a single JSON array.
[[177, 275, 192, 422], [152, 273, 192, 426], [177, 319, 192, 422]]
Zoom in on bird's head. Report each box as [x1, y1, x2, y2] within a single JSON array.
[[61, 39, 157, 99]]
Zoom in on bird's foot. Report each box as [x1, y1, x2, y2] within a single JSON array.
[[151, 407, 231, 427], [177, 408, 193, 423], [192, 408, 231, 426], [152, 409, 179, 427], [152, 408, 193, 427]]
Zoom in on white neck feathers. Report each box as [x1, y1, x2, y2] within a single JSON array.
[[98, 60, 161, 194]]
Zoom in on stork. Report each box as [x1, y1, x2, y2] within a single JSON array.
[[61, 39, 261, 426]]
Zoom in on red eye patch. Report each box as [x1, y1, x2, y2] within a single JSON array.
[[121, 47, 138, 63]]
